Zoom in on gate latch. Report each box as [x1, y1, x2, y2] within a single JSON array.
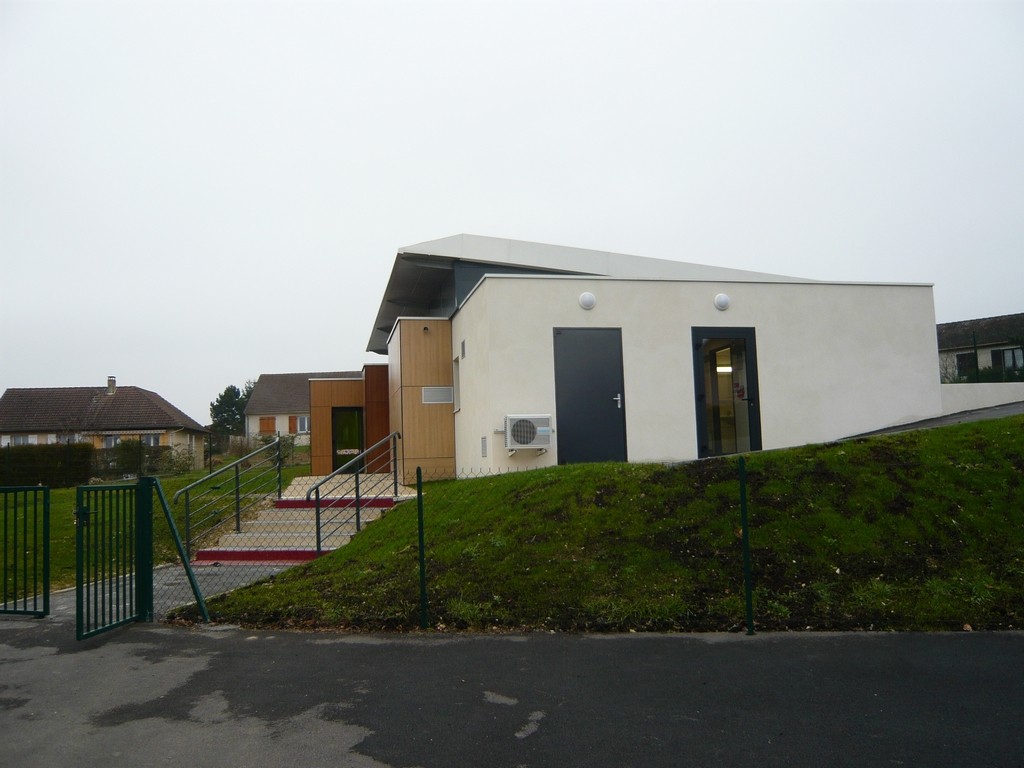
[[75, 507, 90, 527]]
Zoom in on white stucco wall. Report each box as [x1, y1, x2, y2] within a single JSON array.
[[451, 275, 942, 472], [941, 383, 1024, 415], [244, 414, 311, 445]]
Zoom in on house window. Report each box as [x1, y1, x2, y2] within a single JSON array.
[[288, 415, 309, 434], [992, 348, 1024, 371], [955, 352, 977, 379], [259, 416, 276, 435], [103, 435, 120, 448], [141, 434, 161, 447], [11, 435, 32, 446]]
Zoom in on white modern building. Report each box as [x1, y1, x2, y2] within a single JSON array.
[[362, 235, 958, 480]]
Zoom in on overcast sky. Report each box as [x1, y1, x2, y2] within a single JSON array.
[[2, 0, 1022, 424]]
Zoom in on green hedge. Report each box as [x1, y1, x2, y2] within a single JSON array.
[[0, 443, 93, 488]]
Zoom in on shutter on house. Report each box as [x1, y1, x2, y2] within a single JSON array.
[[289, 415, 297, 434], [259, 416, 276, 434]]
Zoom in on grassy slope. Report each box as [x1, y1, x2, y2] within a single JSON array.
[[172, 417, 1024, 632]]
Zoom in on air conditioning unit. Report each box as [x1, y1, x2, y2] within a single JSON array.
[[504, 414, 552, 449]]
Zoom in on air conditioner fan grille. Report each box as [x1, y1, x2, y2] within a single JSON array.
[[509, 418, 537, 446]]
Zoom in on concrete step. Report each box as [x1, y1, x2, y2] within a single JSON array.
[[211, 531, 353, 549], [248, 508, 384, 524]]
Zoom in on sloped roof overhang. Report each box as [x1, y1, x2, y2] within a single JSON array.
[[366, 234, 813, 354]]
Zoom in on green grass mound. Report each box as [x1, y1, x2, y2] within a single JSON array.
[[169, 416, 1024, 632]]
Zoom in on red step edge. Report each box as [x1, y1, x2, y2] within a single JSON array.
[[193, 549, 329, 563]]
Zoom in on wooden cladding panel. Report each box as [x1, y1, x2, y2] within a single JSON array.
[[397, 319, 453, 387], [310, 379, 364, 408], [364, 364, 389, 403], [399, 388, 455, 460]]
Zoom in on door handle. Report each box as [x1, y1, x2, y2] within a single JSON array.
[[613, 394, 623, 409]]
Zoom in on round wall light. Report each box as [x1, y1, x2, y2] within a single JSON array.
[[713, 293, 731, 311], [579, 292, 597, 310]]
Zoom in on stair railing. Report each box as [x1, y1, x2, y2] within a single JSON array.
[[173, 438, 282, 560], [305, 432, 401, 553]]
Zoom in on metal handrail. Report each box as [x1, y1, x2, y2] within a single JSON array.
[[305, 432, 401, 500], [173, 438, 281, 503], [172, 438, 282, 560], [305, 431, 401, 554]]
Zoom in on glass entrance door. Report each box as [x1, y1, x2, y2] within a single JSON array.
[[692, 328, 762, 458], [331, 407, 364, 472]]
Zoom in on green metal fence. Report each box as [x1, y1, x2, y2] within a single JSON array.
[[75, 479, 154, 640], [1, 486, 50, 617]]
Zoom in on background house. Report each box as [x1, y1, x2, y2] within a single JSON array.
[[937, 313, 1024, 382], [245, 371, 358, 445], [0, 376, 207, 469]]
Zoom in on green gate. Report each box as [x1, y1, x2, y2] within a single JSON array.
[[1, 486, 50, 617], [75, 478, 154, 640]]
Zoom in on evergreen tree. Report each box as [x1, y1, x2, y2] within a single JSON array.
[[209, 380, 254, 435]]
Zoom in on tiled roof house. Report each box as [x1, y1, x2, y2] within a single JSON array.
[[936, 313, 1024, 381], [0, 377, 206, 467], [244, 371, 360, 443]]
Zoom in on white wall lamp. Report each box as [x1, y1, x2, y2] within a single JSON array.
[[713, 293, 731, 311], [579, 292, 597, 310]]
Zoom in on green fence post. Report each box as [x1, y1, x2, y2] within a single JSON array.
[[739, 457, 755, 636], [41, 487, 50, 617], [136, 478, 154, 623], [417, 467, 428, 630]]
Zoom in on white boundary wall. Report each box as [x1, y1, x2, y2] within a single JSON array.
[[941, 383, 1024, 415]]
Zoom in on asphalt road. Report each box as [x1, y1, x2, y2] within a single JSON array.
[[2, 608, 1023, 768]]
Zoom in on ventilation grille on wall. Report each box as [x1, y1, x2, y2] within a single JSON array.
[[504, 414, 552, 449]]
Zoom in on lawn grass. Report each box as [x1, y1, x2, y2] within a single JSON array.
[[168, 415, 1024, 632], [35, 464, 311, 590]]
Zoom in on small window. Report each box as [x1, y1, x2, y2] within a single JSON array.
[[955, 352, 977, 379], [103, 435, 120, 449], [296, 415, 310, 433], [12, 435, 31, 446], [141, 434, 161, 447], [422, 387, 454, 404]]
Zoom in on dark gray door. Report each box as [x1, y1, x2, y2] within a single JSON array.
[[553, 328, 627, 464]]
